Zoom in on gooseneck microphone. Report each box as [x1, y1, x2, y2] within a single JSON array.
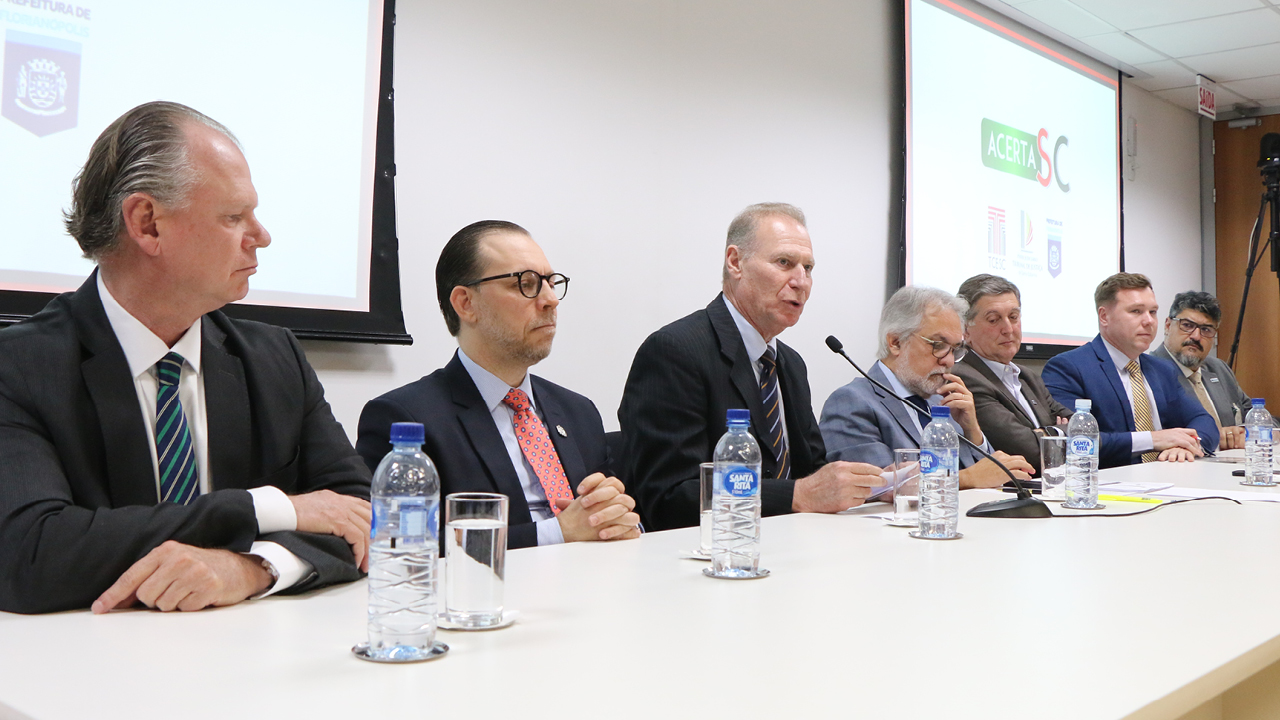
[[824, 335, 1051, 519]]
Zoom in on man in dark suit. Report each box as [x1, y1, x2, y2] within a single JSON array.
[[953, 274, 1071, 469], [0, 102, 371, 615], [357, 221, 639, 549], [618, 203, 885, 531], [1151, 290, 1277, 449], [1043, 273, 1218, 468]]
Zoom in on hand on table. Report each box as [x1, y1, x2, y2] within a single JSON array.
[[92, 541, 272, 614], [1151, 428, 1204, 456], [1220, 426, 1246, 451], [1157, 447, 1199, 462], [290, 490, 371, 571], [958, 452, 1032, 489], [792, 461, 886, 512], [555, 473, 640, 542]]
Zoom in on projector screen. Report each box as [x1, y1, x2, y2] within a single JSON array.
[[0, 0, 408, 343], [905, 0, 1120, 350]]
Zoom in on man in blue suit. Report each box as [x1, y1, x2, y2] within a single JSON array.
[[357, 221, 640, 549], [820, 286, 1033, 492], [1042, 273, 1218, 468]]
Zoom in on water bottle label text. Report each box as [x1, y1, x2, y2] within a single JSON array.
[[721, 467, 759, 497], [1069, 436, 1095, 455], [1247, 427, 1273, 444]]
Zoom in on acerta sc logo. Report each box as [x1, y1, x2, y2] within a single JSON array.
[[980, 118, 1070, 193]]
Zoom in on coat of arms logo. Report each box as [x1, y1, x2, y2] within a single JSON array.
[[3, 31, 82, 137]]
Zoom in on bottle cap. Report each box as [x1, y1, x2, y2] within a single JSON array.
[[389, 422, 425, 444], [929, 405, 950, 418], [1253, 398, 1266, 408], [1075, 399, 1092, 411], [726, 408, 751, 425]]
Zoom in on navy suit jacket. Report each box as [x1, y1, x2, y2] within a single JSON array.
[[356, 352, 613, 550], [0, 273, 371, 614], [1042, 335, 1219, 468]]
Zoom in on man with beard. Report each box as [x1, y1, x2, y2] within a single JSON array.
[[1150, 290, 1275, 450], [357, 221, 640, 549], [819, 286, 1034, 490], [1043, 273, 1218, 467]]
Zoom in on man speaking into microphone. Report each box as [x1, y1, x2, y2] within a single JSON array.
[[819, 286, 1033, 488]]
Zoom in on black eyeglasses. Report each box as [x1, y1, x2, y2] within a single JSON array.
[[916, 334, 967, 362], [465, 270, 570, 300], [1173, 317, 1217, 339]]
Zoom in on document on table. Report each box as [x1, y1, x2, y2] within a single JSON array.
[[1097, 481, 1174, 494], [1153, 487, 1280, 503]]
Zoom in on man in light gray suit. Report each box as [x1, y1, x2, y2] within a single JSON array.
[[1150, 291, 1274, 450], [819, 286, 1033, 492]]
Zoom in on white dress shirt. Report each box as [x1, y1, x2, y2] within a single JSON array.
[[979, 356, 1039, 424], [457, 349, 565, 546], [1101, 337, 1162, 454], [722, 295, 789, 449], [97, 274, 309, 595]]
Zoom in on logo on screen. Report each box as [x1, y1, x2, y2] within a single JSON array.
[[980, 118, 1070, 193], [3, 32, 81, 137], [987, 207, 1006, 256], [1020, 211, 1033, 248], [1046, 219, 1063, 278]]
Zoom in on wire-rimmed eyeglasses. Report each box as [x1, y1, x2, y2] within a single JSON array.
[[916, 334, 967, 362]]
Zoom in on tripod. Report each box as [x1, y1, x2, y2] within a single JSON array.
[[1226, 132, 1280, 370]]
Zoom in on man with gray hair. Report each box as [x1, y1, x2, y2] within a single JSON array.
[[1150, 290, 1275, 449], [952, 274, 1071, 469], [619, 203, 886, 530], [820, 285, 1034, 490], [0, 101, 371, 614]]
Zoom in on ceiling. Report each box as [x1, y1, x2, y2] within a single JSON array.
[[978, 0, 1280, 116]]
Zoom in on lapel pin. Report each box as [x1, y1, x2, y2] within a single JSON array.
[[556, 425, 567, 437]]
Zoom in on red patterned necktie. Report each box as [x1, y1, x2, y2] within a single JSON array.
[[503, 388, 574, 514]]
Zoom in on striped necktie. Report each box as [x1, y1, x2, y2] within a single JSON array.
[[156, 352, 199, 504], [759, 347, 790, 481], [1189, 369, 1221, 428], [1125, 359, 1160, 463]]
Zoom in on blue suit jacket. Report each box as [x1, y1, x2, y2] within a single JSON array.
[[1042, 335, 1219, 468], [819, 362, 983, 470]]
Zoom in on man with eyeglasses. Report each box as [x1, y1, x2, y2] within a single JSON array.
[[357, 221, 640, 548], [819, 286, 1034, 490], [1043, 273, 1218, 467], [1150, 290, 1276, 449]]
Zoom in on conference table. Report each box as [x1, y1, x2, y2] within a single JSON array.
[[3, 452, 1279, 720]]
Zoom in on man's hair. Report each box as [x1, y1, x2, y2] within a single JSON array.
[[64, 101, 239, 260], [877, 286, 968, 360], [435, 220, 529, 336], [723, 202, 806, 282], [1168, 290, 1222, 324], [1094, 272, 1152, 309], [956, 274, 1020, 325]]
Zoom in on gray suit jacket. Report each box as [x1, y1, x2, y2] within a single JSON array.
[[819, 362, 983, 470], [952, 352, 1071, 469], [1150, 344, 1272, 426]]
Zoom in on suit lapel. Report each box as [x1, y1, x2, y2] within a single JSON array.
[[1091, 336, 1134, 429], [533, 377, 587, 488], [1200, 362, 1236, 424], [445, 356, 533, 522], [202, 318, 253, 490], [870, 363, 924, 447], [962, 353, 1035, 427], [70, 273, 157, 508], [707, 296, 771, 452]]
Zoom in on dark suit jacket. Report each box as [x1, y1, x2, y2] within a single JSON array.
[[617, 294, 827, 531], [952, 352, 1071, 469], [1150, 344, 1275, 427], [355, 352, 613, 550], [1042, 335, 1219, 468], [0, 274, 371, 614]]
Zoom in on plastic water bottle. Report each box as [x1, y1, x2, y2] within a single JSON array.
[[1245, 399, 1274, 486], [1064, 399, 1099, 509], [367, 422, 441, 660], [711, 409, 762, 577], [918, 406, 960, 539]]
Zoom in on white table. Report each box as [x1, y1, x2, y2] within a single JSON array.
[[3, 462, 1280, 720]]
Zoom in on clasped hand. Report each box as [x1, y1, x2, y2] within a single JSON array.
[[556, 473, 641, 542]]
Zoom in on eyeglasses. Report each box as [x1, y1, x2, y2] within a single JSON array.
[[916, 334, 967, 362], [465, 270, 570, 300], [1173, 317, 1217, 339]]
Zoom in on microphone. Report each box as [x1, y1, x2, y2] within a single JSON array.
[[824, 335, 1051, 519]]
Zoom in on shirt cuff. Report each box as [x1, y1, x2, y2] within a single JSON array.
[[536, 516, 565, 546], [1131, 431, 1154, 454], [248, 486, 297, 534], [246, 541, 313, 598]]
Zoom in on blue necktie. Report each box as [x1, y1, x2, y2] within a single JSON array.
[[156, 352, 199, 505], [906, 395, 931, 424], [759, 347, 790, 481]]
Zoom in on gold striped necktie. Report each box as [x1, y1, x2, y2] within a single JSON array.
[[1125, 360, 1159, 463]]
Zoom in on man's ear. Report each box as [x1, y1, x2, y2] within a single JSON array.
[[119, 193, 162, 257], [886, 333, 903, 358], [450, 285, 477, 327], [724, 245, 743, 281], [1097, 305, 1109, 328]]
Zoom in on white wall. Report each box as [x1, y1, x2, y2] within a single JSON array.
[[303, 2, 1205, 441], [1120, 81, 1204, 348]]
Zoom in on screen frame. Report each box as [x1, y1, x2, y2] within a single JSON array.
[[0, 0, 411, 346], [900, 0, 1123, 361]]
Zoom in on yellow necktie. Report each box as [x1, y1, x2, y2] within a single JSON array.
[[1189, 369, 1221, 429], [1126, 360, 1159, 463]]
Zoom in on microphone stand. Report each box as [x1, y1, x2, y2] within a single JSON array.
[[824, 336, 1051, 519]]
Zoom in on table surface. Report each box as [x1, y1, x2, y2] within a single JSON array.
[[4, 455, 1280, 720]]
